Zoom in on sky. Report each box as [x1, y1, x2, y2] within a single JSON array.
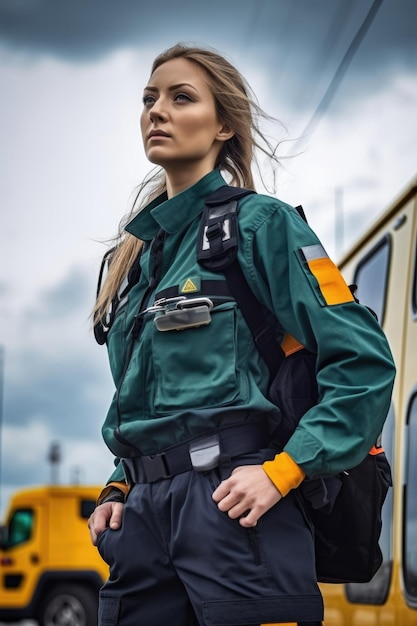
[[0, 0, 416, 517]]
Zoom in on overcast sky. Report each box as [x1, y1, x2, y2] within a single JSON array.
[[1, 0, 416, 516]]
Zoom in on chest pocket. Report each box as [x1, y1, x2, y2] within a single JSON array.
[[151, 303, 240, 413]]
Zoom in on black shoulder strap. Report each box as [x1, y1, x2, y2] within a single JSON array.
[[204, 185, 257, 206], [198, 185, 285, 379], [222, 260, 283, 378], [197, 186, 254, 271]]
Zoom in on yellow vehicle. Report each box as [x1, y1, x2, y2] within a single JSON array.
[[320, 175, 417, 624], [0, 485, 108, 626]]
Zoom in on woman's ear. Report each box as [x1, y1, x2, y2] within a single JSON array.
[[216, 123, 235, 142]]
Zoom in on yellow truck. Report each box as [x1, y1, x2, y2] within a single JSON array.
[[0, 485, 108, 626]]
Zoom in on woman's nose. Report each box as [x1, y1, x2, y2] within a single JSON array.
[[149, 99, 167, 122]]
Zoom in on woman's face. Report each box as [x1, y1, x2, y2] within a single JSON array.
[[140, 57, 229, 179]]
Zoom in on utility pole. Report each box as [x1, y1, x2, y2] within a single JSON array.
[[47, 441, 61, 485]]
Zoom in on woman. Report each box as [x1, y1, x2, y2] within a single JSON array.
[[88, 43, 395, 626]]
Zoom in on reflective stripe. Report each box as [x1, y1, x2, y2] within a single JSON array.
[[301, 244, 327, 262], [301, 246, 354, 306]]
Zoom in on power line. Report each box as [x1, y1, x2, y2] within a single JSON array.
[[291, 0, 384, 153]]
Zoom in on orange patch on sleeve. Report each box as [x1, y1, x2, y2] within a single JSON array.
[[307, 257, 354, 305]]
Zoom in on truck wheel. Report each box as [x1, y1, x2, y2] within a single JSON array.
[[38, 583, 98, 626]]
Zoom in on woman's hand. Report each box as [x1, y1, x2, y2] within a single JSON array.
[[212, 465, 282, 528], [88, 502, 124, 545]]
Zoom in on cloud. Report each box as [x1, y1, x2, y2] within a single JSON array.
[[2, 263, 114, 451], [0, 0, 243, 61], [280, 70, 417, 258], [5, 344, 110, 436], [0, 0, 416, 116], [0, 264, 116, 515], [1, 420, 115, 490], [2, 420, 53, 487], [34, 266, 93, 319], [0, 0, 147, 62]]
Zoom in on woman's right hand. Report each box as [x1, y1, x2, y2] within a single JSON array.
[[88, 502, 124, 545]]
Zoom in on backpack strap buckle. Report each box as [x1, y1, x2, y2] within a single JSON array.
[[198, 199, 238, 270]]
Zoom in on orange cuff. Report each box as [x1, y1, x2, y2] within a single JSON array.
[[263, 452, 306, 496], [97, 481, 130, 505]]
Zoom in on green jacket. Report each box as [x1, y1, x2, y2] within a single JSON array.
[[102, 170, 396, 483]]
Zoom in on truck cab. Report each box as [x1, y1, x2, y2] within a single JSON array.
[[0, 485, 109, 626]]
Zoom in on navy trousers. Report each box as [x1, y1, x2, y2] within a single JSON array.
[[97, 449, 323, 625]]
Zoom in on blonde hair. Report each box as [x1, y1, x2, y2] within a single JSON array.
[[93, 43, 281, 326]]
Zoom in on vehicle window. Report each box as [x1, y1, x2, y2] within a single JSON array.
[[403, 393, 417, 605], [346, 402, 394, 605], [412, 234, 417, 316], [3, 509, 34, 548], [80, 499, 96, 519], [353, 236, 390, 326]]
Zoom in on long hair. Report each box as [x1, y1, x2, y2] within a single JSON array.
[[93, 43, 281, 325]]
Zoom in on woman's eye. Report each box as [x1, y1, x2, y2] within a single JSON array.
[[174, 93, 192, 102], [143, 95, 155, 107]]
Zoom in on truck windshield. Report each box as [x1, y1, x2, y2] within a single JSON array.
[[2, 508, 34, 549]]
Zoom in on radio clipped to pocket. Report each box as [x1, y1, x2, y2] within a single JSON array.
[[147, 296, 214, 331]]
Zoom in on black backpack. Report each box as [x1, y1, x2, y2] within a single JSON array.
[[197, 185, 392, 584]]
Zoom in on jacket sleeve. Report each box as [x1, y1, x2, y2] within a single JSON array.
[[106, 456, 127, 484], [239, 196, 396, 478]]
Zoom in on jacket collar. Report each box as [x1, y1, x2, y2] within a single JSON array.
[[125, 170, 227, 241]]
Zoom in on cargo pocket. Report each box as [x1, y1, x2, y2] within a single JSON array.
[[202, 595, 322, 625], [98, 594, 120, 625], [152, 304, 240, 412]]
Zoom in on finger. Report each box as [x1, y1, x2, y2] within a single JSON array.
[[239, 507, 261, 528], [88, 504, 113, 544], [88, 516, 99, 546], [216, 491, 238, 512], [212, 479, 231, 503], [227, 504, 252, 520], [109, 502, 124, 529]]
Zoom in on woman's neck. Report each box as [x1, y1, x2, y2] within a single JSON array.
[[165, 163, 216, 198]]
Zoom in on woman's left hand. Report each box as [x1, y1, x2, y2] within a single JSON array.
[[212, 465, 282, 528]]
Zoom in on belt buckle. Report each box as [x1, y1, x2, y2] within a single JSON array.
[[142, 454, 170, 482]]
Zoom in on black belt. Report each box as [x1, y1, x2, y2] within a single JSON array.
[[121, 422, 271, 484]]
